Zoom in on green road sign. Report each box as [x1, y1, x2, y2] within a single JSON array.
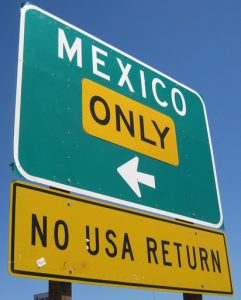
[[14, 4, 223, 228]]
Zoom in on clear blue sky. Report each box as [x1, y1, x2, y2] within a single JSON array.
[[1, 1, 241, 299]]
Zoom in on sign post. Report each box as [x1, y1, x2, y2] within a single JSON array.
[[14, 3, 223, 228], [183, 294, 202, 300], [49, 281, 71, 300]]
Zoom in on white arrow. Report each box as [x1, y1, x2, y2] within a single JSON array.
[[117, 157, 155, 198]]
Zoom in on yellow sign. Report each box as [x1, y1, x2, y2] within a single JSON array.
[[82, 79, 179, 166], [9, 181, 232, 295]]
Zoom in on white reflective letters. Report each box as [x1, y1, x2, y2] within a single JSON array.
[[57, 28, 187, 117], [152, 78, 168, 108], [117, 58, 134, 92], [58, 28, 82, 68], [92, 46, 110, 81]]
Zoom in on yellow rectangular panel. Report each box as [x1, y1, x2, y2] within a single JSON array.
[[82, 79, 179, 166], [9, 181, 232, 295]]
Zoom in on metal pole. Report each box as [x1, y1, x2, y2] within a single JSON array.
[[48, 188, 72, 300], [183, 293, 202, 300], [179, 217, 203, 300], [49, 281, 72, 300]]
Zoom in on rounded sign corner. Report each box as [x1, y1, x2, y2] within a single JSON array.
[[214, 211, 224, 229], [21, 3, 40, 16], [13, 152, 34, 184], [8, 265, 15, 277]]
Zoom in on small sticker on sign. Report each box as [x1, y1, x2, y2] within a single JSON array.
[[37, 257, 46, 268]]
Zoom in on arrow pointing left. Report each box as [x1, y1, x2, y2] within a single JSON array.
[[117, 157, 156, 198]]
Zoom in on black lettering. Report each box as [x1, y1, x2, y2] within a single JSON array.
[[174, 242, 182, 268], [152, 120, 170, 149], [146, 237, 158, 264], [140, 115, 156, 145], [86, 226, 99, 255], [54, 220, 69, 250], [31, 214, 47, 247], [115, 105, 135, 137], [90, 96, 110, 125], [122, 233, 134, 261], [199, 247, 210, 271], [186, 245, 197, 269], [211, 250, 221, 273], [161, 240, 172, 266], [105, 230, 117, 257]]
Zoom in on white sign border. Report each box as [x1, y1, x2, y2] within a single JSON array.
[[14, 4, 223, 228]]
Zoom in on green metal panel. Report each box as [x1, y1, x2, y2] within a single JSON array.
[[14, 4, 222, 228]]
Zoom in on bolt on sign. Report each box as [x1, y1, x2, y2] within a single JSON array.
[[14, 4, 223, 228], [9, 182, 233, 295]]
